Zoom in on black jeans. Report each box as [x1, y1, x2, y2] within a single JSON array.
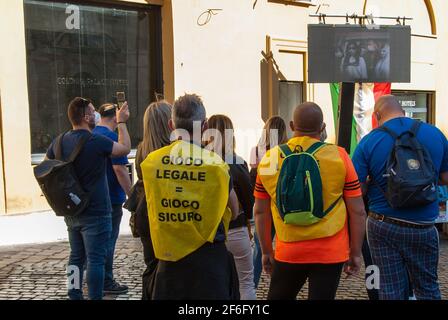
[[267, 260, 344, 300], [135, 207, 158, 300], [151, 242, 240, 300]]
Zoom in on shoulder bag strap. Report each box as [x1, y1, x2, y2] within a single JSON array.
[[410, 120, 422, 137], [68, 132, 92, 163], [306, 141, 326, 155], [279, 144, 293, 157], [53, 133, 66, 161], [377, 125, 399, 139]]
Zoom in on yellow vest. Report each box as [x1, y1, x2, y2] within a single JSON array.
[[258, 136, 347, 242], [141, 140, 232, 262]]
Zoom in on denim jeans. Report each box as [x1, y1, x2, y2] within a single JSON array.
[[65, 214, 112, 300], [367, 216, 441, 300], [104, 204, 123, 288]]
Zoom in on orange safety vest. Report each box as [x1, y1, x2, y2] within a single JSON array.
[[258, 136, 347, 242]]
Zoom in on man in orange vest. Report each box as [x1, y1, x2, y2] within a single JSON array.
[[254, 102, 366, 300]]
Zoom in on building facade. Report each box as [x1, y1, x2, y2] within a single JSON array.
[[0, 0, 447, 215]]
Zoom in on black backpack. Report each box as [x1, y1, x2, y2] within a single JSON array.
[[375, 120, 437, 209], [34, 132, 91, 217]]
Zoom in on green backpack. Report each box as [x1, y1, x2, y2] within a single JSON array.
[[276, 142, 341, 226]]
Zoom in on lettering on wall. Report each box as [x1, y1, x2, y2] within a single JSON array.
[[56, 77, 129, 87]]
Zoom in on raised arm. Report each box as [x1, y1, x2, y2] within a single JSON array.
[[111, 102, 131, 157]]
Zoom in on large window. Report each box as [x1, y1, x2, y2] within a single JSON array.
[[24, 0, 163, 155], [392, 91, 435, 124]]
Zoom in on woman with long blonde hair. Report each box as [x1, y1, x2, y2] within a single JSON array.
[[136, 101, 173, 172], [129, 100, 172, 300], [204, 114, 257, 300]]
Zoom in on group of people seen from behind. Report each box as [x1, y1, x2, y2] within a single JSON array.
[[45, 93, 448, 300]]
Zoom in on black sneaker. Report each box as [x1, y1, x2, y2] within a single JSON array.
[[104, 281, 129, 295]]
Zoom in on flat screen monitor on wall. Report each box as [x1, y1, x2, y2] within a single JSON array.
[[308, 24, 411, 83]]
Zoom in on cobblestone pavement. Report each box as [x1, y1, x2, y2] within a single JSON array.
[[1, 234, 448, 300]]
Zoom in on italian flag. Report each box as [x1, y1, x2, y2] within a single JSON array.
[[330, 83, 391, 155]]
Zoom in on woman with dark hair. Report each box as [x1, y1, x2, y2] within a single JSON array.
[[203, 114, 256, 300], [249, 116, 288, 187], [341, 41, 368, 80]]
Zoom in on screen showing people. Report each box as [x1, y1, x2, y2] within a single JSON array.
[[308, 25, 410, 83], [336, 34, 390, 81]]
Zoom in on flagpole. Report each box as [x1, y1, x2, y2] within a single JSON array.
[[337, 82, 356, 153]]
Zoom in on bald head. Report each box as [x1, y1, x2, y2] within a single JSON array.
[[292, 102, 324, 135], [374, 95, 405, 125]]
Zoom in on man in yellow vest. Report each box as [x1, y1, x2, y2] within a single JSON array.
[[254, 102, 366, 300], [141, 93, 240, 300]]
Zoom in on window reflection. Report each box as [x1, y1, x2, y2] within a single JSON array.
[[24, 0, 162, 154]]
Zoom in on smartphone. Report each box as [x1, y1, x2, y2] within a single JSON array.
[[116, 92, 126, 110]]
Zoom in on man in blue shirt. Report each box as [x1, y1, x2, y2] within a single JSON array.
[[352, 95, 448, 300], [46, 97, 131, 300], [93, 103, 132, 295]]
